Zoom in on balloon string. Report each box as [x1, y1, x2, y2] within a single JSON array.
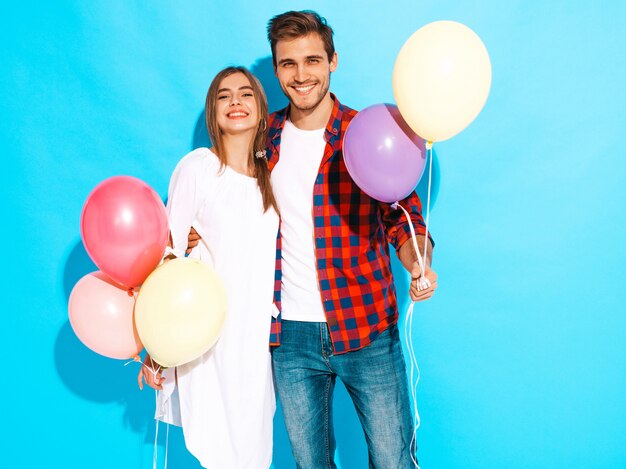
[[153, 396, 159, 469], [123, 356, 168, 469], [123, 355, 141, 367], [152, 399, 170, 469], [152, 414, 170, 469], [392, 203, 430, 291], [404, 301, 421, 468], [164, 421, 170, 469], [125, 356, 163, 389], [403, 142, 432, 468], [422, 143, 433, 271]]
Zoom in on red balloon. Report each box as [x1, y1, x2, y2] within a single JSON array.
[[81, 176, 168, 288]]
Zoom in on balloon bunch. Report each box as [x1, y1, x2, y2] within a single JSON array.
[[343, 20, 492, 276], [68, 176, 227, 367], [342, 21, 492, 469]]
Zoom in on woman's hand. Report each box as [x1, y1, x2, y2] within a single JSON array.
[[137, 354, 166, 390]]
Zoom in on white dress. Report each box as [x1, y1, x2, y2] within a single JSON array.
[[155, 147, 279, 469]]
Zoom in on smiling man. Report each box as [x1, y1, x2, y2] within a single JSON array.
[[265, 10, 438, 468]]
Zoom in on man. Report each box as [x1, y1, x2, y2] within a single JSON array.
[[264, 10, 437, 468]]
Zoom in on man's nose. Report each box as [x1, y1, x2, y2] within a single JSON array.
[[294, 65, 309, 83]]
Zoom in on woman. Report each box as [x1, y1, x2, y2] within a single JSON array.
[[138, 66, 280, 468]]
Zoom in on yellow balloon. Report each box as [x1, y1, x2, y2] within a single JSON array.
[[134, 258, 227, 368], [393, 20, 492, 143]]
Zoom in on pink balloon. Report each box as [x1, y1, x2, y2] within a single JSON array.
[[343, 104, 427, 203], [81, 176, 168, 288], [68, 271, 143, 360]]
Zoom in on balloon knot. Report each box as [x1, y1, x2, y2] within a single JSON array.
[[391, 202, 399, 210], [425, 141, 433, 150], [127, 287, 134, 297]]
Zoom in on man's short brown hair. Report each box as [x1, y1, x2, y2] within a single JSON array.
[[267, 10, 335, 67]]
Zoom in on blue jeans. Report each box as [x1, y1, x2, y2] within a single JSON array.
[[272, 320, 415, 468]]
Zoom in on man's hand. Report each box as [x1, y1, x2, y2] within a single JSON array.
[[137, 354, 165, 391], [409, 265, 438, 302], [186, 227, 201, 254], [398, 239, 437, 302]]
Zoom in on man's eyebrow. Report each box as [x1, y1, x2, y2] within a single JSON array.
[[217, 85, 254, 93], [278, 55, 324, 65]]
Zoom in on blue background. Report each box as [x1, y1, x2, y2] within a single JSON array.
[[2, 1, 625, 468]]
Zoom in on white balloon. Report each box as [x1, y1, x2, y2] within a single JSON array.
[[135, 258, 227, 368], [393, 21, 492, 143]]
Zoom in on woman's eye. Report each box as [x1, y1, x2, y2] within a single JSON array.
[[218, 95, 228, 100], [242, 92, 254, 97]]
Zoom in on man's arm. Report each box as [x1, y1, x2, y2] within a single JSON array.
[[186, 227, 200, 254], [380, 191, 438, 302], [398, 237, 438, 302], [167, 227, 201, 255]]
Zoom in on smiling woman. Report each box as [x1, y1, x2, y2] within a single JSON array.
[[205, 67, 278, 213], [136, 66, 280, 469]]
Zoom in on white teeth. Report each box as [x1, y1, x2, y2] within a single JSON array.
[[295, 84, 315, 93], [228, 112, 247, 117]]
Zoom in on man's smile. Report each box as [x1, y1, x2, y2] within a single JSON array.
[[291, 83, 317, 96]]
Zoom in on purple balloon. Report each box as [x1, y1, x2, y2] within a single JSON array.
[[343, 104, 426, 203]]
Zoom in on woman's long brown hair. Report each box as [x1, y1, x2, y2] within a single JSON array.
[[205, 66, 278, 214]]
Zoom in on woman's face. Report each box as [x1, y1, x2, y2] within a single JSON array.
[[215, 72, 259, 135]]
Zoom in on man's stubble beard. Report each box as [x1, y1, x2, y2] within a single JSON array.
[[281, 78, 330, 112]]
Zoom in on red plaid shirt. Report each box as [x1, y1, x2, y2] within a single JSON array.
[[268, 94, 432, 353]]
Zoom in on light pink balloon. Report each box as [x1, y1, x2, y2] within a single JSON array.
[[68, 271, 143, 360], [81, 176, 168, 288]]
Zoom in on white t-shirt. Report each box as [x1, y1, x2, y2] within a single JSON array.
[[271, 119, 327, 322]]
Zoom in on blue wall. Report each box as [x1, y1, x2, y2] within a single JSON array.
[[3, 1, 625, 468]]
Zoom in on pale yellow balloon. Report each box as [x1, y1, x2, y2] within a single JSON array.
[[393, 20, 492, 143], [134, 258, 227, 368]]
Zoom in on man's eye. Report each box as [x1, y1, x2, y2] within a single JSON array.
[[308, 59, 319, 64]]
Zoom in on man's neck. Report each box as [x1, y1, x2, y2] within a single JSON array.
[[288, 92, 333, 131]]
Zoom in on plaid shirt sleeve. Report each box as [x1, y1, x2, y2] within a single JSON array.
[[379, 191, 435, 253], [266, 110, 286, 347]]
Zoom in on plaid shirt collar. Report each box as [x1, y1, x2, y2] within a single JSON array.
[[267, 92, 344, 167]]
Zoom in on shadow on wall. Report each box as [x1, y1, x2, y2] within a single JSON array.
[[56, 239, 153, 433], [251, 56, 288, 114], [57, 239, 201, 467], [191, 56, 287, 151]]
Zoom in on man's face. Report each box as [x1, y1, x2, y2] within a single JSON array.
[[274, 33, 337, 112]]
